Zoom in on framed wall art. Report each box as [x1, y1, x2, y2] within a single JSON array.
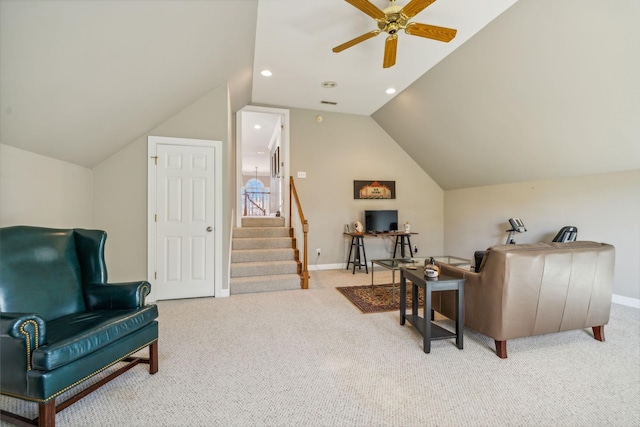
[[353, 180, 396, 199]]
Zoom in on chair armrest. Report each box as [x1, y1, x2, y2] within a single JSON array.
[[1, 313, 47, 371], [84, 281, 151, 310]]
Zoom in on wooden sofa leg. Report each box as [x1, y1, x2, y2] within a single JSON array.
[[592, 325, 605, 342], [495, 340, 507, 359], [38, 399, 56, 427], [149, 341, 159, 374]]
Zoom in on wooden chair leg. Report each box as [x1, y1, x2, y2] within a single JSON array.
[[38, 399, 56, 427], [592, 325, 605, 342], [149, 341, 159, 374], [495, 340, 507, 359]]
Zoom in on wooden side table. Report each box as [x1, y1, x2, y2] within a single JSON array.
[[399, 266, 464, 353]]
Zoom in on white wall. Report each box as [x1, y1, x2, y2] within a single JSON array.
[[444, 169, 640, 300], [93, 84, 230, 284], [0, 144, 92, 228], [289, 108, 444, 268]]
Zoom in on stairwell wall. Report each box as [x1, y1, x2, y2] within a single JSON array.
[[288, 108, 444, 269]]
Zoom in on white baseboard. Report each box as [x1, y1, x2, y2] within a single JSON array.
[[612, 294, 640, 309], [309, 264, 640, 310], [309, 263, 345, 271]]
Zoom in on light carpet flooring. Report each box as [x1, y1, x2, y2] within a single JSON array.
[[1, 268, 639, 426]]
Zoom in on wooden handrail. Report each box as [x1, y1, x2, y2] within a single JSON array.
[[289, 177, 309, 289]]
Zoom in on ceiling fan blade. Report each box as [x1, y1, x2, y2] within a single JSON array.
[[345, 0, 386, 20], [333, 30, 381, 53], [400, 0, 437, 20], [405, 22, 457, 42], [383, 34, 398, 68]]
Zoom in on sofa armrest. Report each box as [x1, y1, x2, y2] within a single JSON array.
[[1, 313, 47, 371], [84, 281, 151, 310]]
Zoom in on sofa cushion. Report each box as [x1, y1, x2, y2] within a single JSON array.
[[0, 226, 86, 320], [31, 305, 158, 371]]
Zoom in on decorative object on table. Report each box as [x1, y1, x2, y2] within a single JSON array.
[[336, 284, 424, 313], [353, 180, 396, 199], [424, 256, 440, 278], [354, 221, 364, 233], [404, 221, 411, 233]]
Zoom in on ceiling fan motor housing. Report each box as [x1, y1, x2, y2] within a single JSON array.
[[378, 7, 409, 35]]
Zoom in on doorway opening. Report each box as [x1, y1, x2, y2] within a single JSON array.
[[236, 106, 290, 227]]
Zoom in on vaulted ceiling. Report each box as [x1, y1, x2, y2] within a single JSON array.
[[1, 0, 638, 190]]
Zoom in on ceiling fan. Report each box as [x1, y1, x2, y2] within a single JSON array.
[[333, 0, 457, 68]]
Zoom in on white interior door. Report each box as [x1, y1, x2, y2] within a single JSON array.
[[154, 143, 215, 300]]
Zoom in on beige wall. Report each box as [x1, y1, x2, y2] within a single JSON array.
[[0, 144, 93, 228], [444, 169, 640, 300], [288, 108, 444, 267], [93, 84, 230, 283]]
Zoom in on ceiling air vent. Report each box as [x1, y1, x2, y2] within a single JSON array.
[[321, 101, 337, 105]]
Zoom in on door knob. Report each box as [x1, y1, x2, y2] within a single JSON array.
[[206, 226, 213, 232]]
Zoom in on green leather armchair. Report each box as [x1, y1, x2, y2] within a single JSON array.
[[0, 226, 159, 427]]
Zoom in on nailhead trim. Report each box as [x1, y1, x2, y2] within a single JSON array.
[[1, 338, 158, 403], [18, 320, 39, 371]]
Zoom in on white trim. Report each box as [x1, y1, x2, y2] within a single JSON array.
[[147, 136, 223, 300], [306, 264, 640, 310], [309, 263, 349, 271], [612, 294, 640, 309]]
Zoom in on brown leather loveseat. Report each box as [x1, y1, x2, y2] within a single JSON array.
[[433, 241, 615, 358]]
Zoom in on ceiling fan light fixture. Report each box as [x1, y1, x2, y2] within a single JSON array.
[[334, 0, 458, 68]]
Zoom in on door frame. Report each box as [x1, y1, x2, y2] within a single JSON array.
[[147, 136, 225, 301], [236, 106, 290, 227]]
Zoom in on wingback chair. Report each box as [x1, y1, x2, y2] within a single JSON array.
[[0, 226, 159, 427]]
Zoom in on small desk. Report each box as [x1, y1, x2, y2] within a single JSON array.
[[391, 233, 413, 258], [400, 267, 465, 353], [345, 232, 368, 274]]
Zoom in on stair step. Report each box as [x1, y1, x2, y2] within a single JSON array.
[[242, 217, 285, 228], [233, 227, 290, 238], [230, 274, 301, 295], [231, 248, 296, 263], [231, 260, 299, 278], [232, 237, 293, 250]]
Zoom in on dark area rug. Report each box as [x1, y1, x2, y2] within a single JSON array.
[[337, 284, 424, 313]]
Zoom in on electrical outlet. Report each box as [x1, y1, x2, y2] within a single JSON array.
[[317, 248, 321, 256], [414, 245, 418, 253]]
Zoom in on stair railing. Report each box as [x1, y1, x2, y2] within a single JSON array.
[[243, 190, 269, 216], [289, 177, 309, 289]]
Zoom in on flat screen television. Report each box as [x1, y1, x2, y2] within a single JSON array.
[[364, 210, 398, 233]]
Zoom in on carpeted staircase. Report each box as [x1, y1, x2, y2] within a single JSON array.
[[230, 217, 302, 294]]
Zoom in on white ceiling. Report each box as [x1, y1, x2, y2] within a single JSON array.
[[4, 1, 635, 190], [0, 0, 516, 169], [251, 0, 518, 116], [0, 0, 257, 168]]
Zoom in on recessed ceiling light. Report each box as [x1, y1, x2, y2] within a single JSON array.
[[254, 124, 261, 129], [386, 88, 397, 94], [321, 81, 337, 88], [261, 69, 272, 77], [257, 151, 265, 154]]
